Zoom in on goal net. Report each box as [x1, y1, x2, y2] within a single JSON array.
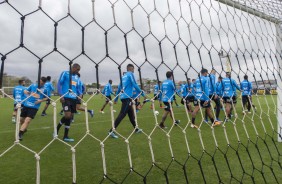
[[0, 0, 281, 183]]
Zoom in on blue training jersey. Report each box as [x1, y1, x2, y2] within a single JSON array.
[[240, 80, 252, 96], [194, 76, 210, 101], [44, 81, 54, 97], [24, 84, 47, 109], [58, 71, 82, 99], [77, 78, 85, 95], [102, 83, 113, 96], [187, 83, 194, 97], [181, 84, 188, 98], [13, 85, 26, 104], [161, 79, 175, 102], [216, 81, 223, 97], [221, 77, 240, 97], [208, 74, 216, 95], [153, 84, 159, 94], [132, 87, 144, 99], [119, 71, 142, 100]]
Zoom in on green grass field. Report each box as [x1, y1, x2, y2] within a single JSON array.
[[0, 94, 281, 184]]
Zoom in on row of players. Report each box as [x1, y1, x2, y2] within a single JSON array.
[[152, 69, 255, 126], [11, 63, 254, 141]]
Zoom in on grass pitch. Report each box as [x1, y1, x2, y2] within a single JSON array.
[[0, 94, 281, 183]]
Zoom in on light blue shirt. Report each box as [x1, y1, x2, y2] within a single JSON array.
[[161, 79, 175, 102], [58, 71, 82, 99], [119, 71, 142, 100], [13, 85, 26, 104], [240, 80, 252, 96], [24, 84, 47, 109], [194, 76, 210, 101], [222, 77, 240, 97], [102, 83, 113, 96], [44, 81, 54, 97]]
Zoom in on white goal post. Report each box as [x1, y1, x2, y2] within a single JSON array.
[[277, 24, 282, 142]]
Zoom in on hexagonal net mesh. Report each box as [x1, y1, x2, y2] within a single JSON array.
[[0, 0, 281, 183]]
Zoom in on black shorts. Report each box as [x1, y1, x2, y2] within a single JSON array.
[[187, 96, 194, 102], [163, 102, 172, 112], [222, 96, 237, 104], [233, 96, 237, 104], [76, 98, 81, 105], [193, 99, 211, 108], [46, 98, 51, 105], [20, 106, 38, 119], [242, 95, 251, 104], [13, 103, 24, 111], [209, 95, 220, 103], [13, 104, 19, 111], [209, 95, 216, 101], [63, 98, 77, 113], [153, 94, 161, 100], [134, 98, 140, 106], [106, 96, 112, 102]]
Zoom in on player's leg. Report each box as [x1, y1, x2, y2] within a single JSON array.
[[242, 96, 247, 113], [204, 102, 220, 126], [151, 94, 157, 109], [225, 98, 232, 120], [191, 100, 200, 128], [19, 107, 37, 140], [111, 98, 129, 130], [12, 104, 17, 123], [127, 100, 142, 133], [41, 99, 50, 116], [204, 96, 211, 122], [62, 98, 76, 141], [159, 97, 163, 108], [57, 99, 72, 136], [100, 96, 110, 113], [188, 96, 194, 113], [247, 95, 252, 113], [230, 96, 237, 117], [214, 97, 221, 120], [159, 102, 171, 128]]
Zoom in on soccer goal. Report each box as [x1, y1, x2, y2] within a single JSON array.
[[0, 0, 281, 183]]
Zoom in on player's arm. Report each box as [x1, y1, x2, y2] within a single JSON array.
[[240, 82, 243, 90], [114, 84, 121, 103], [130, 74, 144, 96], [77, 79, 83, 98], [24, 85, 32, 95], [35, 89, 48, 104], [50, 83, 55, 92], [204, 79, 210, 101], [110, 85, 115, 96], [249, 82, 253, 95], [233, 80, 241, 91]]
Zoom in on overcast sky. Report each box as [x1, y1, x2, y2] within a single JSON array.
[[0, 0, 281, 86]]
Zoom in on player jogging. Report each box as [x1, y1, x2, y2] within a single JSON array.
[[191, 69, 220, 128], [240, 75, 255, 114], [108, 64, 143, 138], [159, 71, 180, 129], [56, 63, 82, 142], [18, 77, 48, 140], [41, 76, 54, 116], [12, 79, 26, 123], [221, 72, 241, 121], [100, 80, 116, 114]]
